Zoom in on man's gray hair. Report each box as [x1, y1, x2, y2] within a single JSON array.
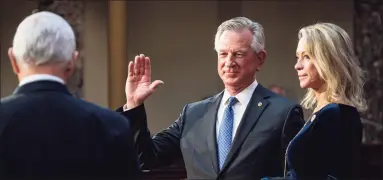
[[214, 17, 265, 53], [12, 11, 75, 66]]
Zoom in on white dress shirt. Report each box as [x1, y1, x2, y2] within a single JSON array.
[[19, 74, 65, 87], [216, 80, 258, 141]]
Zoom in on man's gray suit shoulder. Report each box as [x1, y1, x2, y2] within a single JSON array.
[[176, 94, 222, 126], [183, 95, 218, 112], [188, 98, 211, 107]]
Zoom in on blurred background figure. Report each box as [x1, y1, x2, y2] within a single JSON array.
[[268, 84, 286, 97]]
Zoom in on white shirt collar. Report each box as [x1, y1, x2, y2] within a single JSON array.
[[19, 74, 65, 87], [222, 79, 258, 106]]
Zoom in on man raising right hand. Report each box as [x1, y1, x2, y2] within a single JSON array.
[[118, 17, 304, 180]]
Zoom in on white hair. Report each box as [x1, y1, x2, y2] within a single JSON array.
[[214, 17, 265, 53], [12, 11, 76, 66]]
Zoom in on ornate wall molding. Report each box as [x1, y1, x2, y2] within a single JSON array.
[[354, 0, 383, 144]]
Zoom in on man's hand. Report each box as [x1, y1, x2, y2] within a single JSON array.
[[125, 54, 164, 110]]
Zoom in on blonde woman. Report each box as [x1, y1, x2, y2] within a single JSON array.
[[263, 23, 366, 180]]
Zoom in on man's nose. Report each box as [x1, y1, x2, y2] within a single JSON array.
[[225, 54, 235, 67]]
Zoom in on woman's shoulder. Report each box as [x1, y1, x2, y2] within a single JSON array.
[[313, 103, 362, 128], [317, 103, 359, 117]]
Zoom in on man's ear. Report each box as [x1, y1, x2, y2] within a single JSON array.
[[8, 48, 20, 75], [256, 50, 267, 71], [65, 51, 79, 77], [72, 50, 79, 65]]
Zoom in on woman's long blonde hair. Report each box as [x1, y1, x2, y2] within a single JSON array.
[[298, 23, 367, 112]]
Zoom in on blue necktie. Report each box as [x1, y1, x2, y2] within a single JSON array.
[[217, 96, 238, 170]]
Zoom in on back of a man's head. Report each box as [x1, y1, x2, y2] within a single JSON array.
[[8, 11, 77, 82]]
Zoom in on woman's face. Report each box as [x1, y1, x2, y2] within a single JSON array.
[[294, 38, 323, 90]]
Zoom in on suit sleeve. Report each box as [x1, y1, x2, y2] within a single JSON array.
[[106, 116, 141, 179], [281, 105, 305, 164], [116, 104, 184, 169]]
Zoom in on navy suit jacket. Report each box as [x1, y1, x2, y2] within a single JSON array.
[[0, 81, 140, 179], [117, 84, 305, 179]]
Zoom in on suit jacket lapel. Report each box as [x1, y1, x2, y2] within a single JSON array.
[[219, 84, 270, 173], [205, 92, 223, 174]]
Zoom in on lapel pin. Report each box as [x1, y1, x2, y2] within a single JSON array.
[[258, 102, 262, 107], [310, 114, 316, 122]]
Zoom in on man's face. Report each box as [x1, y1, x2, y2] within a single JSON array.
[[216, 29, 265, 88]]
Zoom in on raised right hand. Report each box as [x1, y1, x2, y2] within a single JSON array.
[[124, 54, 164, 110]]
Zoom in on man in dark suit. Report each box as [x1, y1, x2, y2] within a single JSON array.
[[117, 17, 305, 179], [0, 11, 140, 179]]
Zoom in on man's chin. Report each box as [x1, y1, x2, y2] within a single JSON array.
[[222, 73, 239, 81], [223, 78, 240, 86]]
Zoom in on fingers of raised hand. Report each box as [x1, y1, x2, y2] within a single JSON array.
[[128, 61, 134, 77], [132, 54, 147, 76], [133, 55, 140, 75], [139, 54, 145, 76], [144, 56, 151, 76]]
